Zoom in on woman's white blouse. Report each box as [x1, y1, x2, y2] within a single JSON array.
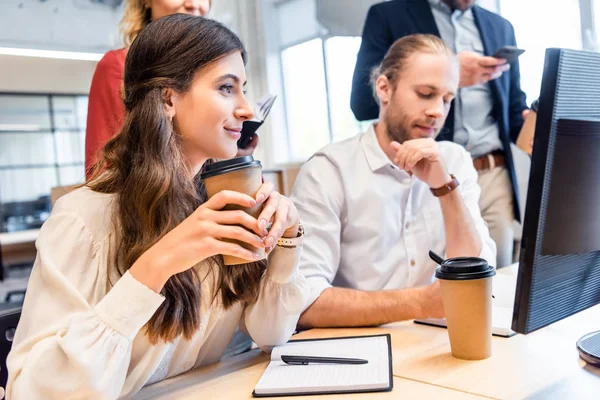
[[6, 187, 308, 399]]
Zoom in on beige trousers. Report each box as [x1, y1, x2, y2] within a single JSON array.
[[477, 166, 515, 268]]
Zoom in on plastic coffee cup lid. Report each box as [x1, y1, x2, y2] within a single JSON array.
[[200, 156, 262, 180], [435, 257, 496, 281]]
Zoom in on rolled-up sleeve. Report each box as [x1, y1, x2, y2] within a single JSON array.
[[7, 212, 164, 400], [290, 155, 345, 311]]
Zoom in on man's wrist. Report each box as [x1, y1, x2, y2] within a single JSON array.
[[413, 285, 438, 319], [428, 172, 453, 191], [392, 287, 429, 320], [430, 175, 460, 198]]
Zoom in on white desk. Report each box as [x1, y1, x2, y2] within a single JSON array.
[[135, 350, 488, 399]]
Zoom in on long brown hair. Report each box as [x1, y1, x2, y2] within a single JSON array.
[[89, 15, 265, 344]]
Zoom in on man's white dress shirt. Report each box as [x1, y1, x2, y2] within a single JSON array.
[[291, 124, 496, 309]]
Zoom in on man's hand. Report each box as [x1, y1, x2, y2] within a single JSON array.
[[391, 139, 451, 189], [522, 109, 534, 150], [458, 51, 511, 88]]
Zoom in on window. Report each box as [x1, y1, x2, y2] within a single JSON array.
[[281, 39, 331, 161], [0, 93, 87, 232], [324, 36, 370, 142], [281, 36, 366, 161]]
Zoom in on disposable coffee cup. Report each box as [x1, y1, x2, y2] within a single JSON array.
[[435, 257, 496, 360], [200, 156, 265, 265]]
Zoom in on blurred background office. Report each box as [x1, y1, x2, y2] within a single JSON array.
[[0, 0, 598, 302]]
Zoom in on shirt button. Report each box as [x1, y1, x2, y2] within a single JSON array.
[[410, 259, 416, 267]]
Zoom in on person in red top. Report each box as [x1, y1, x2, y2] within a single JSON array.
[[86, 0, 260, 178]]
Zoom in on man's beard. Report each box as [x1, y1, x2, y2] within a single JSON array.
[[384, 104, 438, 144]]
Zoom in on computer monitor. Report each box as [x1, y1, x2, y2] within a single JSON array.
[[512, 48, 600, 353]]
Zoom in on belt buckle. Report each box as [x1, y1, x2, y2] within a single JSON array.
[[486, 153, 496, 170]]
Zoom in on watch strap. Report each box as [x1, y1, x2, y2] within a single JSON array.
[[430, 175, 460, 197], [277, 223, 304, 248]]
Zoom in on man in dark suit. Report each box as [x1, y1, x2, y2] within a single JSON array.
[[351, 0, 528, 267]]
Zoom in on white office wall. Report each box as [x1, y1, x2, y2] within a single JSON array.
[[0, 55, 97, 94], [478, 0, 500, 12], [278, 0, 323, 47], [0, 0, 120, 52], [0, 0, 118, 93]]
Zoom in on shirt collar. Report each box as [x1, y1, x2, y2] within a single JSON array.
[[361, 123, 407, 175]]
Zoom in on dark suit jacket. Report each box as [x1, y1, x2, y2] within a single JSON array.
[[350, 0, 528, 220]]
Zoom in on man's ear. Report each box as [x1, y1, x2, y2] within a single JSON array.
[[162, 88, 176, 121], [376, 75, 392, 106]]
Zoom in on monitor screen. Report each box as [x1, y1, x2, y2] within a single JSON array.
[[512, 48, 600, 334]]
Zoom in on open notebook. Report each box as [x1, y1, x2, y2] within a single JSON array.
[[253, 334, 393, 397]]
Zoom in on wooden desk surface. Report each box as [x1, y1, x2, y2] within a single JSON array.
[[137, 263, 600, 399], [135, 349, 488, 400], [291, 264, 600, 400]]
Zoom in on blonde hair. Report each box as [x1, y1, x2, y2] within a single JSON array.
[[120, 0, 151, 47], [119, 0, 213, 47], [370, 34, 455, 102]]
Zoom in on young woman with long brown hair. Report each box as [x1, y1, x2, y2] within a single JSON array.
[[7, 15, 307, 399]]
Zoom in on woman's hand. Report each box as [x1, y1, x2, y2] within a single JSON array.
[[130, 190, 267, 292], [254, 182, 301, 254]]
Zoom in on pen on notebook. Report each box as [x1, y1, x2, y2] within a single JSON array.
[[281, 355, 368, 365]]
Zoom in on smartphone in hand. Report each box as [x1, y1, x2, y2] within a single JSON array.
[[237, 94, 277, 149], [238, 124, 260, 149], [493, 46, 525, 64]]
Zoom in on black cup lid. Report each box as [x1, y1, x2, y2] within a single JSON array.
[[200, 156, 262, 180], [435, 257, 496, 281]]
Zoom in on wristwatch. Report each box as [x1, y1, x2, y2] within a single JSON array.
[[530, 99, 539, 113], [430, 175, 460, 197], [277, 223, 304, 248]]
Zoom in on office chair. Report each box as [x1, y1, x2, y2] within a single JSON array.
[[0, 306, 21, 399]]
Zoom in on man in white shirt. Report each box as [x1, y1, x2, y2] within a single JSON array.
[[292, 34, 496, 328]]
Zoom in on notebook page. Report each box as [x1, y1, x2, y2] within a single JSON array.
[[254, 336, 390, 395]]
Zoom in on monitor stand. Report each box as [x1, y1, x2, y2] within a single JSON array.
[[576, 331, 600, 366]]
